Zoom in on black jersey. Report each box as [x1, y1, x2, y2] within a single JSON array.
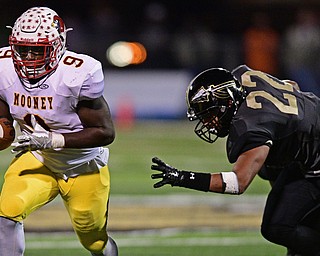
[[227, 65, 320, 176]]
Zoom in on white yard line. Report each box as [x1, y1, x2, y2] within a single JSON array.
[[109, 194, 268, 214], [26, 235, 267, 249]]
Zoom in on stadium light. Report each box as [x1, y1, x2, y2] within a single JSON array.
[[106, 41, 147, 67]]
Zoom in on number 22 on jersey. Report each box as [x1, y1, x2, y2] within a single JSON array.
[[241, 70, 298, 115]]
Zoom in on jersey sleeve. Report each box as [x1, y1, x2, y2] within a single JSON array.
[[0, 46, 16, 101], [228, 64, 296, 163], [227, 127, 272, 163], [227, 114, 273, 163], [79, 62, 105, 101]]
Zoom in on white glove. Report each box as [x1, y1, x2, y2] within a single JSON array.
[[11, 115, 65, 155]]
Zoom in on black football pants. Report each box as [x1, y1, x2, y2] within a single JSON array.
[[261, 167, 320, 256]]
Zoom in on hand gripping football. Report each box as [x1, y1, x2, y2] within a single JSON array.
[[0, 118, 15, 150]]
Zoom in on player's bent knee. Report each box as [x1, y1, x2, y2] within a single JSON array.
[[83, 239, 106, 253], [261, 224, 278, 243], [76, 226, 108, 252], [0, 196, 26, 220], [71, 208, 108, 252], [72, 208, 97, 232], [261, 224, 293, 246]]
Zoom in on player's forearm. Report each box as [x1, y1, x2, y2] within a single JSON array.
[[151, 157, 240, 194], [62, 127, 115, 148], [176, 171, 240, 194], [209, 173, 226, 193]]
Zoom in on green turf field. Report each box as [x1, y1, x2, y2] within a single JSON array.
[[108, 120, 270, 195], [0, 120, 283, 255], [0, 120, 270, 195], [24, 229, 285, 256]]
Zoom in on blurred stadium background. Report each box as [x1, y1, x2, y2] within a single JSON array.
[[1, 0, 320, 255], [2, 0, 320, 118]]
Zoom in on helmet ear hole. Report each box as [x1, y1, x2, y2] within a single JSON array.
[[186, 68, 245, 142]]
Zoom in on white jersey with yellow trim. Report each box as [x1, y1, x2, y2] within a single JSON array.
[[0, 46, 109, 178]]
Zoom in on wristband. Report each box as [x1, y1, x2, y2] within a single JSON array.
[[178, 171, 211, 192], [51, 132, 65, 148], [221, 171, 239, 194]]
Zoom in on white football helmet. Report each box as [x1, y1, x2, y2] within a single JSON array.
[[8, 7, 69, 83]]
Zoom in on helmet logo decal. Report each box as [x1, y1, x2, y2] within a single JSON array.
[[191, 81, 235, 104], [52, 15, 65, 34], [209, 81, 235, 99], [191, 86, 210, 103]]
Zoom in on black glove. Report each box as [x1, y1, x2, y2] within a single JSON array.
[[151, 157, 183, 188], [151, 157, 211, 192]]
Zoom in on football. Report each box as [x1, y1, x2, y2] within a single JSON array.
[[0, 118, 15, 150]]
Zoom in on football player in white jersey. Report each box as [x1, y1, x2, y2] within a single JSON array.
[[0, 7, 118, 256]]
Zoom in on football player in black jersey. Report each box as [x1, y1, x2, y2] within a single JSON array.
[[151, 65, 320, 256]]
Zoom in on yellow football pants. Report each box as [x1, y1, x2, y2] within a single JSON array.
[[0, 152, 111, 253]]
